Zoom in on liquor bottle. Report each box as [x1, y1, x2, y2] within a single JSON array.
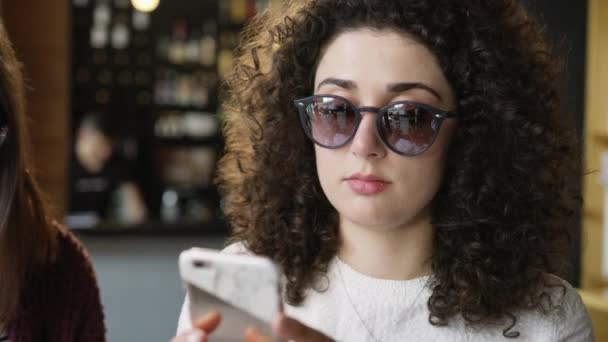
[[218, 49, 234, 79], [111, 20, 130, 49], [191, 73, 209, 108], [93, 2, 111, 26], [185, 29, 201, 64], [175, 74, 192, 106], [199, 31, 216, 67], [161, 188, 180, 222], [166, 70, 178, 105], [168, 20, 187, 65], [132, 10, 150, 31], [90, 24, 108, 48], [231, 0, 248, 24]]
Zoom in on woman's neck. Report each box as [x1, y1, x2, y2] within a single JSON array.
[[337, 212, 434, 280]]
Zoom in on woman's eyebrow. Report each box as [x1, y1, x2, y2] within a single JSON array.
[[387, 82, 442, 101], [316, 78, 442, 101], [316, 77, 357, 91]]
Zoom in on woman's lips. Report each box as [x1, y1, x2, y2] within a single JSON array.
[[345, 175, 390, 195]]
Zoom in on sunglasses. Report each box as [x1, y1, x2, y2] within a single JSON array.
[[294, 94, 458, 156]]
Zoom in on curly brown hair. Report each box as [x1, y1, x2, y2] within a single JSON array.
[[216, 0, 580, 337]]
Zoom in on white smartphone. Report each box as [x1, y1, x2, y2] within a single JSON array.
[[179, 247, 282, 341]]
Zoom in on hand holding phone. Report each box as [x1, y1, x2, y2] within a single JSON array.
[[179, 247, 282, 341]]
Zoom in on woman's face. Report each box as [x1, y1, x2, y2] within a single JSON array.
[[313, 28, 457, 230]]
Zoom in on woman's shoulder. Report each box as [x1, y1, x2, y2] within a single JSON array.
[[541, 274, 585, 309], [37, 223, 100, 294], [53, 222, 94, 265], [520, 274, 594, 341], [15, 222, 105, 339], [20, 223, 98, 296]]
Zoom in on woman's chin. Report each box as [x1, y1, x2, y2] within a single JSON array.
[[339, 212, 411, 231]]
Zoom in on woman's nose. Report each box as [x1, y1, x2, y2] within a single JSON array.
[[349, 111, 387, 159]]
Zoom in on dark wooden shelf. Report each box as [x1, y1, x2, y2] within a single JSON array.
[[71, 218, 227, 236], [156, 60, 217, 72], [218, 21, 250, 31], [155, 104, 215, 112], [155, 135, 222, 146]]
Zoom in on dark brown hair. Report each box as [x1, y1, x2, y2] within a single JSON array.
[[0, 22, 58, 325], [217, 0, 579, 336]]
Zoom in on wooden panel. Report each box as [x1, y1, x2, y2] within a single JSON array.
[[587, 307, 608, 342], [583, 218, 605, 286], [2, 0, 70, 218], [582, 0, 608, 289], [580, 0, 608, 333]]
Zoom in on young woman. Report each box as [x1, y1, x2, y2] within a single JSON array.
[[175, 0, 593, 341], [0, 23, 106, 341]]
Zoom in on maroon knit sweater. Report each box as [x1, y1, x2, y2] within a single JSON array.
[[7, 226, 106, 341]]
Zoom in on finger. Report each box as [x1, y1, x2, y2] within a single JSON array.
[[170, 329, 207, 342], [194, 311, 222, 333], [244, 326, 273, 342], [274, 314, 333, 342]]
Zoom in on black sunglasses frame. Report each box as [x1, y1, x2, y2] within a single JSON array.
[[294, 94, 458, 156]]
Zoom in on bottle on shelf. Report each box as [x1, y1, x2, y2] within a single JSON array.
[[230, 0, 248, 24], [191, 73, 209, 108], [132, 10, 151, 31], [175, 74, 192, 106], [168, 20, 188, 65], [93, 2, 112, 27], [199, 22, 217, 67], [90, 24, 109, 49], [185, 29, 201, 64], [161, 188, 180, 222], [111, 19, 130, 50]]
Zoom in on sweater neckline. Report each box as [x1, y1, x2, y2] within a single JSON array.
[[333, 257, 433, 290]]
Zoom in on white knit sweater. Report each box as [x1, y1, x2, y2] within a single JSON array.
[[177, 244, 594, 341]]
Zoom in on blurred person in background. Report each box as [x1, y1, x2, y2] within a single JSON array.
[[68, 111, 147, 227], [0, 22, 105, 341]]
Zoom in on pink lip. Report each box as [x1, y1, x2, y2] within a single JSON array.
[[345, 173, 390, 195]]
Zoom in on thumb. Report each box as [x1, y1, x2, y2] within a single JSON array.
[[244, 326, 273, 342], [170, 329, 207, 342], [194, 311, 222, 333]]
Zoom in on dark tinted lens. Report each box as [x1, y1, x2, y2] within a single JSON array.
[[304, 96, 357, 147], [379, 103, 437, 154]]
